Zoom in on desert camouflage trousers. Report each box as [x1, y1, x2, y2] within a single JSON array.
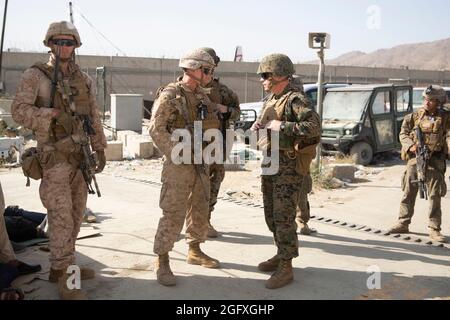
[[154, 159, 210, 255], [262, 155, 303, 260], [0, 181, 16, 263], [208, 163, 225, 219], [39, 162, 87, 270], [398, 157, 447, 231], [296, 173, 312, 224]]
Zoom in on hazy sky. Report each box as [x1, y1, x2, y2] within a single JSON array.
[[1, 0, 449, 62]]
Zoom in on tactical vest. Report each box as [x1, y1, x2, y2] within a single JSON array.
[[259, 88, 319, 175], [412, 108, 449, 155], [259, 89, 306, 151], [157, 82, 220, 132], [32, 62, 91, 141]]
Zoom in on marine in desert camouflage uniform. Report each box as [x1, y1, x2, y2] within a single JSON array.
[[191, 47, 240, 238], [388, 85, 450, 243], [149, 48, 223, 287], [11, 21, 106, 299]]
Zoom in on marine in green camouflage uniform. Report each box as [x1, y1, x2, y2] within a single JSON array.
[[251, 54, 321, 289], [296, 173, 316, 234], [388, 85, 450, 243], [288, 77, 316, 235]]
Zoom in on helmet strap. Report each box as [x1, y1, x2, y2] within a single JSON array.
[[267, 76, 289, 92], [185, 69, 205, 86]]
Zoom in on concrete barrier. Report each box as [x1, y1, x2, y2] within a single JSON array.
[[105, 141, 123, 161]]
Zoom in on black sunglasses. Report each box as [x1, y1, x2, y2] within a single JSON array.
[[201, 68, 213, 75], [51, 39, 77, 47], [260, 72, 273, 80]]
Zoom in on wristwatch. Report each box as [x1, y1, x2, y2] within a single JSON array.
[[280, 121, 286, 132]]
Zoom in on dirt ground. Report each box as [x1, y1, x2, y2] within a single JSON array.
[[101, 151, 407, 207]]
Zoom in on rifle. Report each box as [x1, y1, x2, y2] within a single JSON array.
[[49, 47, 60, 109], [46, 45, 101, 197], [218, 110, 229, 162], [78, 114, 101, 197], [413, 126, 429, 200], [183, 122, 209, 202], [194, 101, 210, 201], [175, 97, 209, 201]]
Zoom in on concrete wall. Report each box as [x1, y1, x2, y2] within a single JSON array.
[[2, 52, 450, 108]]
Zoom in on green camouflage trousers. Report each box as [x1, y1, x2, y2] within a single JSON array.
[[261, 155, 303, 260], [296, 173, 312, 224], [209, 163, 225, 219], [398, 157, 447, 231]]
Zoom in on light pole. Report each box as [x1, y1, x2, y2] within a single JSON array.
[[308, 32, 330, 172], [0, 0, 8, 93]]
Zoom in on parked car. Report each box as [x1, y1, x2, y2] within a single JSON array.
[[321, 84, 413, 165]]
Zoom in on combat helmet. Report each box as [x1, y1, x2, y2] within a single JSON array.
[[423, 85, 447, 104], [43, 21, 82, 48], [179, 49, 215, 70], [257, 53, 295, 77], [200, 47, 220, 66]]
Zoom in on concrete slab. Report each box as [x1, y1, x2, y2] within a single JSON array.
[[0, 169, 448, 300]]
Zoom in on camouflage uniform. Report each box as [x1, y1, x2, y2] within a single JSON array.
[[260, 84, 320, 259], [290, 76, 314, 234], [0, 181, 16, 264], [206, 78, 240, 219], [390, 85, 450, 242], [256, 54, 321, 289], [169, 72, 240, 233], [11, 22, 106, 272], [150, 49, 221, 287], [150, 80, 217, 254], [296, 173, 312, 225]]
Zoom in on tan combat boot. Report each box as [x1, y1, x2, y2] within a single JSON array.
[[58, 269, 87, 300], [207, 224, 219, 238], [258, 255, 281, 272], [155, 253, 176, 286], [49, 267, 95, 283], [187, 243, 220, 268], [429, 229, 446, 243], [297, 220, 316, 235], [265, 259, 294, 289], [388, 223, 409, 234]]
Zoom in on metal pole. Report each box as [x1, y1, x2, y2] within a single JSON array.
[[315, 46, 325, 171], [0, 0, 9, 92], [68, 2, 80, 65], [160, 58, 163, 86], [69, 2, 74, 23], [244, 72, 248, 103]]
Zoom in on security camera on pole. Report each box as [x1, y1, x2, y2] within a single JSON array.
[[308, 32, 330, 171]]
